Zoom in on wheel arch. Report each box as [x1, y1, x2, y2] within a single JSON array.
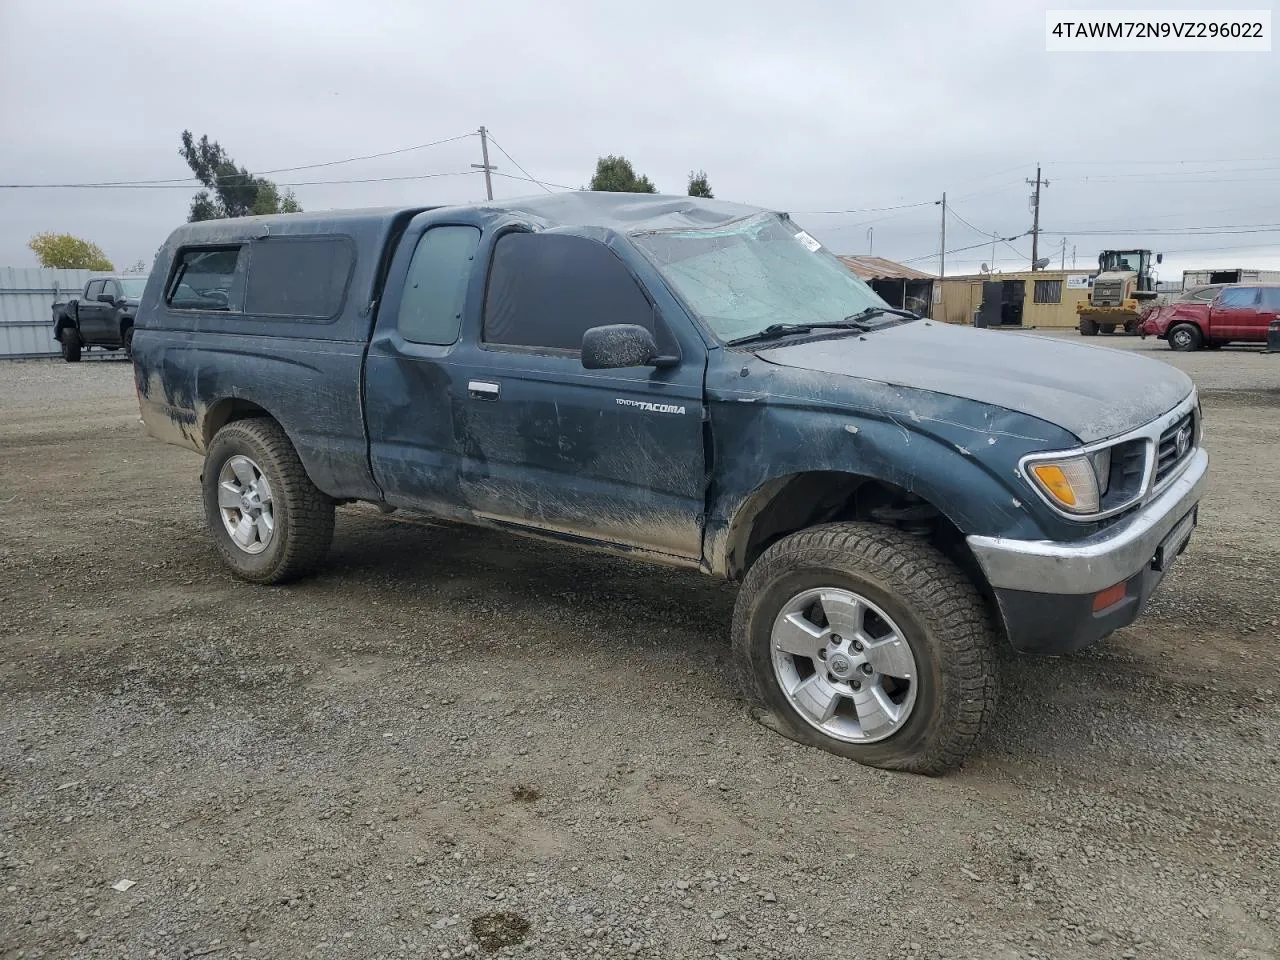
[[716, 470, 996, 608], [202, 397, 276, 448]]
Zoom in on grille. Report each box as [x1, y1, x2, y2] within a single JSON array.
[[1155, 412, 1195, 485], [1093, 280, 1124, 306]]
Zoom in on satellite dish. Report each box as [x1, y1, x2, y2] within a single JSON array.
[[980, 263, 990, 273], [1033, 257, 1051, 270]]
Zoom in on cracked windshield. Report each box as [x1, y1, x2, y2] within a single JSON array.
[[633, 213, 893, 341]]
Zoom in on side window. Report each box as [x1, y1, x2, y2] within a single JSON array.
[[1259, 288, 1280, 311], [102, 280, 120, 301], [483, 233, 654, 351], [1033, 280, 1062, 304], [244, 237, 354, 319], [398, 226, 481, 344], [167, 246, 243, 311], [85, 280, 104, 300], [1217, 287, 1258, 308]]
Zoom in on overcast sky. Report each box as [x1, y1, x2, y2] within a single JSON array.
[[2, 0, 1277, 279]]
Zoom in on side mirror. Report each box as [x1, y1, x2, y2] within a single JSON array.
[[581, 324, 677, 370], [98, 293, 116, 304], [1156, 253, 1164, 264]]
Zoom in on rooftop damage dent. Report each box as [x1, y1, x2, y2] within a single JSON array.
[[756, 321, 1193, 444]]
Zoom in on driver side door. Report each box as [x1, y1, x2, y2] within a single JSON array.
[[450, 231, 709, 560]]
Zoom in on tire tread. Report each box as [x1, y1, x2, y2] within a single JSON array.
[[204, 418, 334, 584], [732, 522, 997, 775]]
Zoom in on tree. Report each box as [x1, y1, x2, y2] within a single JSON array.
[[28, 233, 114, 270], [687, 170, 714, 198], [589, 155, 657, 193], [179, 131, 302, 222]]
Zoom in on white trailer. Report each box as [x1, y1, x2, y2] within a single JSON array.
[[1181, 268, 1280, 290]]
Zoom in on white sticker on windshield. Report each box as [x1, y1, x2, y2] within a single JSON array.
[[794, 230, 822, 253]]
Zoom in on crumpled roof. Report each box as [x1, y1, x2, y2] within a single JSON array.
[[490, 192, 771, 234]]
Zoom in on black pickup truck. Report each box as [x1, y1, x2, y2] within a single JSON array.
[[132, 195, 1208, 774], [52, 274, 149, 361]]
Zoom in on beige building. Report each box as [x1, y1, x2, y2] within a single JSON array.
[[936, 270, 1095, 329]]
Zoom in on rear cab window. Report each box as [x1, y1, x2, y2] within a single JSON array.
[[398, 226, 481, 344]]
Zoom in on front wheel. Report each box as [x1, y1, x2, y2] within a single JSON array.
[[1168, 323, 1202, 352], [732, 522, 997, 775], [1100, 323, 1117, 335], [1079, 319, 1099, 336], [202, 418, 335, 583]]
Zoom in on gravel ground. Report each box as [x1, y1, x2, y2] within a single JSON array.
[[1, 338, 1277, 960]]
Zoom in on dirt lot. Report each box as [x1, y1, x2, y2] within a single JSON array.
[[2, 336, 1278, 960]]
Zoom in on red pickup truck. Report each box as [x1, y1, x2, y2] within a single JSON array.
[[1141, 283, 1280, 351]]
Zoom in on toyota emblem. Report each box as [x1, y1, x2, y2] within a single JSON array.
[[1175, 425, 1191, 458]]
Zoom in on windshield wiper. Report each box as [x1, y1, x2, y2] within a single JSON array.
[[843, 306, 919, 326], [727, 320, 873, 346]]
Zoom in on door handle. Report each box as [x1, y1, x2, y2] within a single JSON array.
[[468, 380, 501, 400]]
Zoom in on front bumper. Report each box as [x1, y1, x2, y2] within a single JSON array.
[[966, 447, 1209, 654]]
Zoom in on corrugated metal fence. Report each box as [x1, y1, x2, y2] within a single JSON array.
[[0, 267, 109, 359]]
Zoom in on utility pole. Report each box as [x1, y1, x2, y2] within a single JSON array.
[[1027, 164, 1049, 270], [938, 192, 946, 278], [1060, 236, 1067, 270], [1071, 244, 1077, 269], [471, 125, 496, 201], [867, 226, 873, 256]]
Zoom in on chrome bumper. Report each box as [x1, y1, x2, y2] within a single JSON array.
[[966, 447, 1209, 595]]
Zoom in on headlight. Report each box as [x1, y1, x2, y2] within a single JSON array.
[[1027, 455, 1101, 514]]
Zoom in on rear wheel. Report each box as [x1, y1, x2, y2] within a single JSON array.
[[60, 328, 82, 363], [202, 418, 335, 583], [732, 522, 997, 775], [1169, 323, 1202, 352], [1079, 319, 1099, 336]]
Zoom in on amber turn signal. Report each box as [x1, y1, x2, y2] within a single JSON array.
[[1092, 582, 1127, 613]]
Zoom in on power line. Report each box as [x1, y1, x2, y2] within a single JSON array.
[[0, 170, 480, 189], [799, 200, 936, 216], [1040, 223, 1280, 237], [0, 132, 477, 189], [1047, 156, 1280, 166], [948, 203, 1030, 262], [491, 171, 578, 191], [484, 132, 555, 194]]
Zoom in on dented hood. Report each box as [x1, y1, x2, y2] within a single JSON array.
[[755, 321, 1193, 443]]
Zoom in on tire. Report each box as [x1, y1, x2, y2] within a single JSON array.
[[732, 522, 997, 775], [61, 328, 82, 363], [202, 418, 334, 584], [122, 325, 134, 360], [1079, 319, 1099, 336], [1168, 323, 1202, 352], [1100, 323, 1117, 335]]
